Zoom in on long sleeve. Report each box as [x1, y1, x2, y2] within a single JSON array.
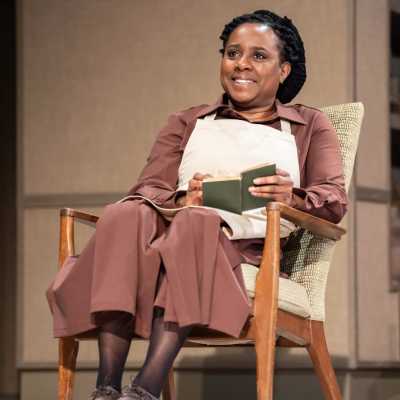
[[291, 111, 348, 223], [126, 112, 187, 208]]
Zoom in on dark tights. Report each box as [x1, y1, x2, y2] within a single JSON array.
[[133, 311, 192, 397], [96, 311, 133, 392], [96, 309, 191, 397]]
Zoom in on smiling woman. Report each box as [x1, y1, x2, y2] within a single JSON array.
[[220, 24, 291, 111], [47, 9, 347, 400]]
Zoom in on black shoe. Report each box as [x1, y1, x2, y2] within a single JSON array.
[[90, 385, 121, 400]]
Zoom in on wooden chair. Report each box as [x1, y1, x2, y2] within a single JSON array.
[[56, 102, 364, 400]]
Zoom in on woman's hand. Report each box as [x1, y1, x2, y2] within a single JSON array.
[[248, 168, 293, 205], [176, 172, 212, 207]]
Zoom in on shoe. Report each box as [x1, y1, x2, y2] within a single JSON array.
[[90, 385, 121, 400], [120, 382, 159, 400]]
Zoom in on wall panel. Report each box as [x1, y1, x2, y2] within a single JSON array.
[[21, 0, 353, 195], [356, 202, 399, 362], [355, 0, 390, 189], [353, 0, 398, 365]]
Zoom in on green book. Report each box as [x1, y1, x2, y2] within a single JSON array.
[[202, 163, 276, 214]]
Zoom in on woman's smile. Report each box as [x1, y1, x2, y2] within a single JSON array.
[[234, 79, 254, 84], [232, 76, 257, 86]]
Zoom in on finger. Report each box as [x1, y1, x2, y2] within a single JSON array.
[[276, 168, 290, 177], [250, 181, 293, 191], [249, 185, 292, 194], [253, 175, 293, 186], [187, 188, 203, 199], [193, 172, 211, 181], [188, 179, 203, 191], [249, 191, 292, 202], [191, 191, 203, 206]]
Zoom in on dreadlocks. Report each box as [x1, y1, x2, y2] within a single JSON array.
[[219, 10, 306, 103]]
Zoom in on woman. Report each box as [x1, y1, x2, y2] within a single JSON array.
[[47, 9, 347, 400]]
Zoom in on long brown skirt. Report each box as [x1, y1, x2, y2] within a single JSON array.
[[46, 200, 252, 339]]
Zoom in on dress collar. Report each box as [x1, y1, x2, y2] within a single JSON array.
[[194, 94, 307, 125], [275, 100, 307, 125]]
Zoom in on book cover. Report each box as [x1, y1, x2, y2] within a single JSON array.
[[241, 163, 276, 211], [202, 163, 276, 214], [202, 177, 242, 214]]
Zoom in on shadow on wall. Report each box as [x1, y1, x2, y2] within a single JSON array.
[[351, 371, 400, 400], [175, 348, 348, 400]]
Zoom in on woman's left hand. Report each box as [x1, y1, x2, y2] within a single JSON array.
[[248, 168, 293, 205]]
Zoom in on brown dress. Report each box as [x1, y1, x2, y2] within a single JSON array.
[[46, 95, 348, 339]]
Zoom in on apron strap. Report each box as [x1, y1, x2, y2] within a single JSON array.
[[280, 119, 292, 135], [204, 112, 217, 120], [205, 112, 292, 135]]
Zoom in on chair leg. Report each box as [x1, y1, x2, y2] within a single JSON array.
[[254, 316, 276, 400], [253, 204, 280, 400], [162, 368, 176, 400], [58, 337, 79, 400], [306, 321, 342, 400]]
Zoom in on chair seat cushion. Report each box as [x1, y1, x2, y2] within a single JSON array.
[[241, 263, 311, 318]]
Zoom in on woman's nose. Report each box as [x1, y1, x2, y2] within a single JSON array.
[[235, 55, 251, 70]]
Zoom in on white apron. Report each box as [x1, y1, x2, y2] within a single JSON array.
[[177, 113, 300, 239]]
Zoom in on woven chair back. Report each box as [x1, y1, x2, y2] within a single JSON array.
[[281, 103, 364, 321]]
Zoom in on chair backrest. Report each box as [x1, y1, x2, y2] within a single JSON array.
[[281, 102, 364, 321]]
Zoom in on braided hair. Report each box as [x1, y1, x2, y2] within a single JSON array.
[[219, 10, 306, 103]]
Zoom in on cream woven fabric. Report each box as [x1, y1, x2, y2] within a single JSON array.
[[242, 263, 311, 318], [242, 103, 364, 321]]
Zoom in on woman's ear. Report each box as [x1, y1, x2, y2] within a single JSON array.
[[280, 62, 292, 84]]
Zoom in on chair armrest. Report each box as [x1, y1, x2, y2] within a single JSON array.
[[58, 208, 99, 268], [60, 208, 99, 223], [266, 202, 346, 241]]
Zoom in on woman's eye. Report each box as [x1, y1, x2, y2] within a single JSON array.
[[254, 52, 267, 60], [226, 49, 239, 58]]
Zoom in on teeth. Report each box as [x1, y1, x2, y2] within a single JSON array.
[[234, 79, 253, 84]]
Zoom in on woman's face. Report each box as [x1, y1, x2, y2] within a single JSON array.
[[220, 23, 291, 110]]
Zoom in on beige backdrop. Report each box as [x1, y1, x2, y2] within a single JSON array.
[[15, 0, 399, 399]]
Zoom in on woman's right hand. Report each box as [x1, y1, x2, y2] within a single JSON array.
[[177, 172, 211, 206]]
